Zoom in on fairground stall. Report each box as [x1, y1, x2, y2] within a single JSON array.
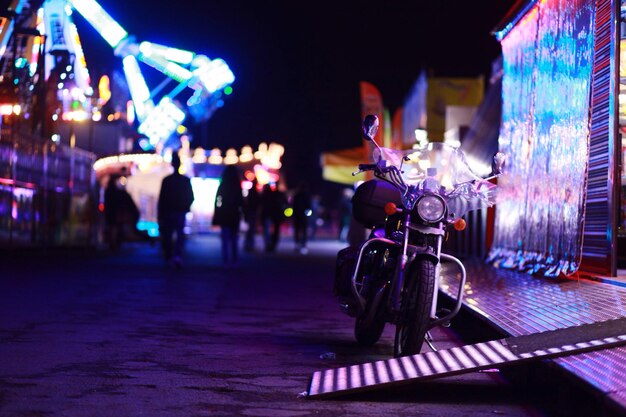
[[93, 142, 285, 237]]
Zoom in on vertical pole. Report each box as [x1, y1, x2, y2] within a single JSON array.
[[68, 120, 75, 243]]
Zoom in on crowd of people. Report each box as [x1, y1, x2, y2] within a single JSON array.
[[103, 153, 357, 268]]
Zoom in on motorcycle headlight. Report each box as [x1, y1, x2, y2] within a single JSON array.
[[416, 195, 445, 222]]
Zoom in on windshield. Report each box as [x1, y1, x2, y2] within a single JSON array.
[[372, 142, 496, 218], [374, 142, 482, 190]]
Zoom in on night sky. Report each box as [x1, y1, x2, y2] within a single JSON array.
[[75, 0, 517, 192]]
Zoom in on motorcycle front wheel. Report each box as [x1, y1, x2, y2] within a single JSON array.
[[393, 259, 435, 357]]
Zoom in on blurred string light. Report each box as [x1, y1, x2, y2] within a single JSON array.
[[208, 148, 223, 165], [94, 143, 285, 189], [223, 148, 238, 165], [239, 145, 253, 163], [0, 104, 21, 116], [192, 147, 207, 163]]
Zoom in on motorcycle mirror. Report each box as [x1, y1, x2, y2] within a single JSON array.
[[491, 152, 506, 176], [362, 115, 379, 142]]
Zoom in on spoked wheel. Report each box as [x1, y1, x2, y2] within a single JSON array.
[[354, 308, 386, 346], [393, 259, 436, 357]]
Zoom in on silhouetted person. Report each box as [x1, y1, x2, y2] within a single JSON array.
[[260, 183, 286, 252], [104, 175, 123, 250], [157, 153, 194, 268], [292, 182, 312, 254], [104, 175, 140, 250], [309, 194, 321, 241], [212, 165, 244, 265], [243, 178, 260, 252], [338, 188, 353, 241]]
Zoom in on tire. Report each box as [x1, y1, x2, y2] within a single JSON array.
[[393, 258, 436, 357], [354, 308, 386, 346]]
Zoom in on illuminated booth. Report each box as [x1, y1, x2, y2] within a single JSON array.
[[93, 142, 285, 236], [489, 0, 623, 277]]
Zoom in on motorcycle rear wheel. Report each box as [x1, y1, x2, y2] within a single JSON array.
[[393, 259, 435, 357]]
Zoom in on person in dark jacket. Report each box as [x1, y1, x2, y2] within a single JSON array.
[[212, 165, 244, 265], [104, 174, 141, 250], [292, 182, 312, 254], [157, 153, 195, 267], [260, 183, 286, 252], [104, 175, 124, 250], [243, 178, 260, 252]]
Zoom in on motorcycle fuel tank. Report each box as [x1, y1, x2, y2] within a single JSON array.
[[352, 180, 402, 228]]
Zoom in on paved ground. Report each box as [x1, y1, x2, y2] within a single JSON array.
[[0, 233, 554, 416]]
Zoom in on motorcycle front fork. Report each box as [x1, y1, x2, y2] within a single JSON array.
[[391, 213, 413, 313], [391, 218, 443, 318]]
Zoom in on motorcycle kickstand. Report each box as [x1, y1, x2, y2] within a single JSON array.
[[424, 331, 437, 352]]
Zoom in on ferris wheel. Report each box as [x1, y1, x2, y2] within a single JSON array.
[[0, 0, 235, 150]]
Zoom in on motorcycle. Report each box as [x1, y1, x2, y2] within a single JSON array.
[[333, 114, 505, 357]]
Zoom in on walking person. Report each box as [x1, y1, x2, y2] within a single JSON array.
[[308, 194, 321, 241], [104, 174, 124, 250], [213, 165, 244, 265], [157, 152, 195, 268], [260, 183, 286, 252], [243, 178, 260, 252], [292, 182, 312, 254], [337, 188, 353, 242], [104, 174, 145, 249]]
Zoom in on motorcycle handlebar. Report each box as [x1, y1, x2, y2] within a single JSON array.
[[358, 163, 378, 171]]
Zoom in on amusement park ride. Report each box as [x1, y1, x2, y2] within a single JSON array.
[[0, 0, 235, 151], [0, 0, 247, 245]]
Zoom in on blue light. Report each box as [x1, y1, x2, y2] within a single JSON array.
[[15, 57, 27, 68], [137, 220, 159, 237], [138, 138, 151, 151]]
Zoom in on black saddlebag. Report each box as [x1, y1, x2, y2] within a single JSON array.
[[352, 179, 402, 228]]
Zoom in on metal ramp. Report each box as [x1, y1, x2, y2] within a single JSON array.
[[307, 318, 626, 398]]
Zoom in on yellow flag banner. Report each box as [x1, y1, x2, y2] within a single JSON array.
[[321, 147, 365, 185], [321, 82, 384, 185], [426, 77, 484, 141]]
